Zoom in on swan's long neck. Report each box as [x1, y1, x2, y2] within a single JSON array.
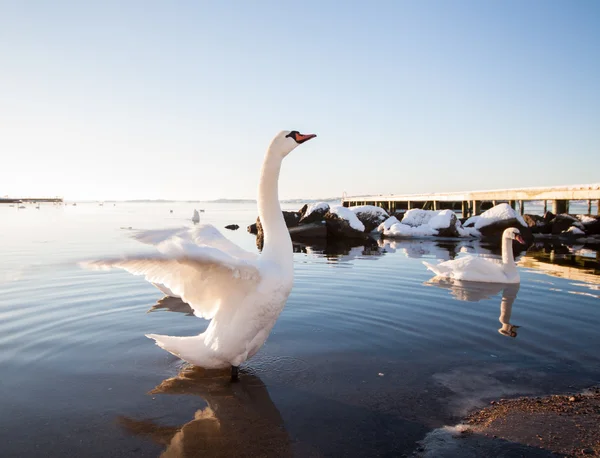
[[499, 284, 519, 323], [501, 235, 516, 267], [258, 152, 292, 265]]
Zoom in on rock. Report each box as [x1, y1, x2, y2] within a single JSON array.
[[377, 216, 401, 234], [522, 214, 551, 234], [391, 210, 405, 222], [562, 226, 586, 238], [225, 224, 239, 231], [298, 202, 330, 225], [543, 211, 555, 224], [247, 223, 258, 234], [436, 212, 460, 237], [578, 215, 600, 235], [324, 212, 368, 240], [478, 217, 533, 245], [462, 216, 476, 228], [283, 211, 301, 228], [253, 211, 302, 250], [289, 222, 327, 239], [550, 214, 584, 235], [350, 205, 389, 233]]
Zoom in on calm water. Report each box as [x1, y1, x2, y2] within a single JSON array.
[[1, 202, 599, 457]]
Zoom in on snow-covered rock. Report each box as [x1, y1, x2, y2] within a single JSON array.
[[328, 205, 365, 232], [378, 209, 469, 238], [324, 205, 367, 239], [377, 216, 400, 233], [466, 203, 527, 230], [550, 214, 585, 235], [299, 202, 330, 224], [462, 203, 532, 244], [522, 214, 551, 234], [350, 205, 389, 232], [577, 214, 600, 235], [564, 226, 585, 236]]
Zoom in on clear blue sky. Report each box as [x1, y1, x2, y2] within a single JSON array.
[[1, 0, 598, 200]]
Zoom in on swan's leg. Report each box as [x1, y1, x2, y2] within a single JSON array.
[[231, 365, 239, 382]]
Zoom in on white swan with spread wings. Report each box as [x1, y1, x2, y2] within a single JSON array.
[[83, 130, 317, 379]]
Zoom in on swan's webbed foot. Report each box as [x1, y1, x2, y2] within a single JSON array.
[[231, 365, 239, 382]]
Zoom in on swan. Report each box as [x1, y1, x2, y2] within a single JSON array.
[[422, 227, 526, 283], [192, 209, 200, 224], [83, 130, 316, 380]]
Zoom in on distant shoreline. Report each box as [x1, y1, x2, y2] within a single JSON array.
[[1, 198, 341, 204]]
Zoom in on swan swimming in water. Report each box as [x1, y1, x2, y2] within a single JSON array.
[[83, 130, 317, 380], [423, 227, 526, 283]]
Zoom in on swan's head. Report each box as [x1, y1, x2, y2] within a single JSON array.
[[268, 130, 317, 158], [504, 227, 525, 244], [499, 323, 520, 338]]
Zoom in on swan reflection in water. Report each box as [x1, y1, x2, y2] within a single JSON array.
[[425, 278, 521, 338], [125, 297, 291, 457], [119, 366, 291, 458]]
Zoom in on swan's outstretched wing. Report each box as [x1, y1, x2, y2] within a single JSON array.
[[83, 244, 260, 320], [133, 224, 258, 262]]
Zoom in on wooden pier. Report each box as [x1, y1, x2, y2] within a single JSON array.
[[342, 184, 600, 217]]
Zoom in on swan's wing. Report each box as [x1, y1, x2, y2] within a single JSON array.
[[133, 224, 258, 262], [423, 261, 452, 277], [188, 225, 258, 262], [432, 256, 506, 282], [83, 245, 260, 320]]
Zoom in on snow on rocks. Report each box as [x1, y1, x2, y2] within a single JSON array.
[[324, 205, 368, 239], [299, 202, 330, 224], [463, 203, 527, 230], [564, 226, 585, 236], [328, 205, 365, 232], [377, 216, 400, 233], [350, 205, 389, 232], [378, 209, 468, 238]]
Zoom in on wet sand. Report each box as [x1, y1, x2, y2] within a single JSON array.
[[463, 386, 600, 457]]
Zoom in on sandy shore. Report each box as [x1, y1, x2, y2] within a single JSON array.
[[462, 386, 600, 457]]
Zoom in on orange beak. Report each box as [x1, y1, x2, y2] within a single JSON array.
[[294, 132, 317, 144], [515, 234, 525, 245]]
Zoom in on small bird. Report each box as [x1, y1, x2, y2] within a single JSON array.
[[192, 209, 200, 224]]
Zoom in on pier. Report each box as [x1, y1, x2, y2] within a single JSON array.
[[342, 184, 600, 217]]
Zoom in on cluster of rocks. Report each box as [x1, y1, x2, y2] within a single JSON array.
[[247, 202, 389, 249], [521, 212, 600, 239], [246, 201, 600, 249]]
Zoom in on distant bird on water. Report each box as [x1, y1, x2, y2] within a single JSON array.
[[192, 209, 200, 224]]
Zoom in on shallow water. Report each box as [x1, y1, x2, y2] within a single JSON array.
[[1, 202, 599, 457]]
